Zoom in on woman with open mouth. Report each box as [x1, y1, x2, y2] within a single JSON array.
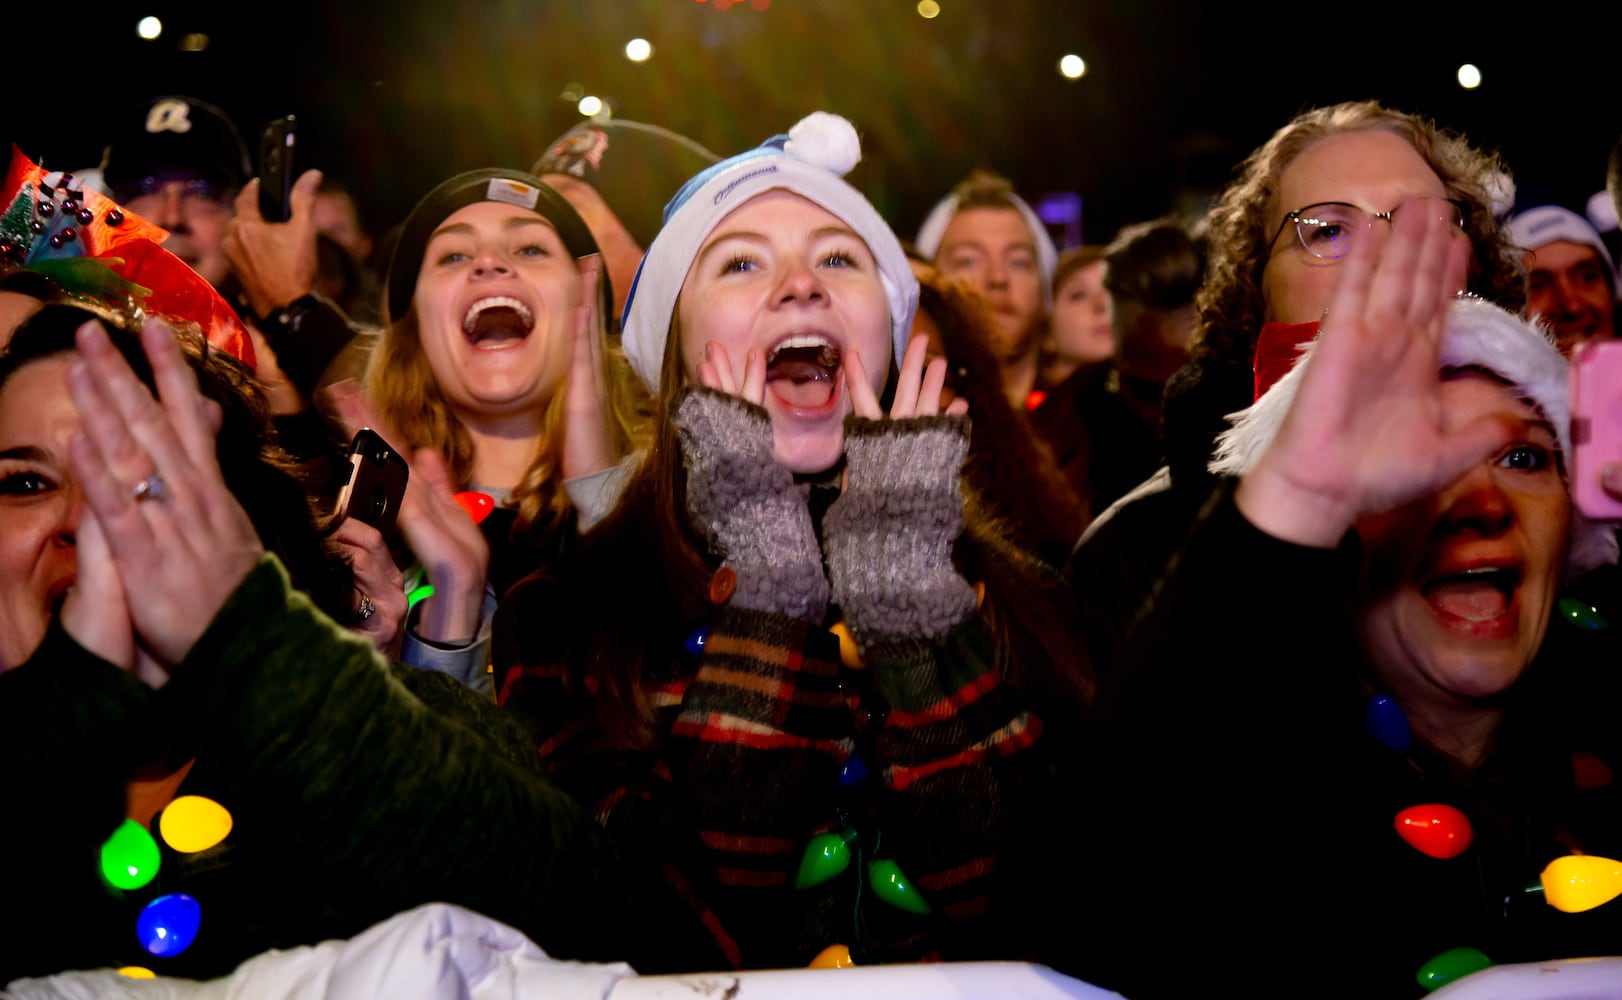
[[492, 112, 1095, 972], [1072, 203, 1622, 998], [336, 168, 645, 692]]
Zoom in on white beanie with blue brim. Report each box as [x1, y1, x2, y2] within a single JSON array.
[[620, 112, 918, 393]]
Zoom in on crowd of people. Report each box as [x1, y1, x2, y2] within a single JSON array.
[[3, 89, 1622, 999]]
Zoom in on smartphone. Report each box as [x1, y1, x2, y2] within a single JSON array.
[[1569, 339, 1622, 521], [257, 115, 297, 222], [336, 428, 409, 533]]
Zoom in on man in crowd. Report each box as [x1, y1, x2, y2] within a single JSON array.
[[1508, 204, 1618, 354]]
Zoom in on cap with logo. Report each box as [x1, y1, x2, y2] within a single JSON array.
[[384, 168, 604, 323], [100, 96, 253, 200]]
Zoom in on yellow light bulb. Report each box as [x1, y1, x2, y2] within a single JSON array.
[[159, 795, 233, 853], [1540, 855, 1622, 913]]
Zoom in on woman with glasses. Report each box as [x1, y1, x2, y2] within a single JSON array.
[[1068, 100, 1525, 668], [1063, 193, 1622, 1000]]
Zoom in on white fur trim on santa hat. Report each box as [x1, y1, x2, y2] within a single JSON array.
[[1210, 295, 1618, 575], [618, 112, 917, 393]]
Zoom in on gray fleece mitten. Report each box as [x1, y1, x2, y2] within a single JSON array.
[[672, 386, 829, 622], [823, 414, 977, 650]]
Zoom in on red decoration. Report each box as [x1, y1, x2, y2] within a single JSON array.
[[1252, 320, 1319, 401], [1394, 804, 1474, 860], [3, 146, 255, 369], [452, 491, 495, 525]]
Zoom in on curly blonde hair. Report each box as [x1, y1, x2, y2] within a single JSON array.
[[1193, 100, 1525, 369], [363, 288, 649, 537]]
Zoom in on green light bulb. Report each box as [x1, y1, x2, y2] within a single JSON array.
[[1416, 946, 1491, 991], [795, 829, 858, 889], [868, 858, 930, 914], [99, 818, 161, 890]]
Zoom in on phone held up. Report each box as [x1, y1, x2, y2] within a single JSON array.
[[1569, 338, 1622, 521], [257, 115, 297, 222], [336, 428, 410, 534]]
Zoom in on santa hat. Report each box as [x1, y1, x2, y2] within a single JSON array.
[[1210, 294, 1617, 575], [620, 112, 917, 393]]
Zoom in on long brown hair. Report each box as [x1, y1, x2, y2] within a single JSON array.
[[916, 269, 1089, 562], [545, 305, 1095, 750], [363, 268, 648, 536], [1194, 100, 1525, 370]]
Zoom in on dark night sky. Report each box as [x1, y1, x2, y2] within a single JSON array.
[[8, 1, 1620, 249]]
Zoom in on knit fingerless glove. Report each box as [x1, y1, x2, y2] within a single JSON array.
[[672, 386, 829, 622], [823, 414, 976, 651]]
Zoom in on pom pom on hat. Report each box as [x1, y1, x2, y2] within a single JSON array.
[[784, 112, 861, 176], [620, 112, 917, 393]]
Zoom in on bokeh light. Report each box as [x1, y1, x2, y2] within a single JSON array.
[[625, 38, 652, 62], [136, 16, 162, 40], [577, 96, 604, 117], [1059, 54, 1086, 79], [918, 0, 941, 17], [179, 33, 209, 52], [1457, 64, 1482, 89]]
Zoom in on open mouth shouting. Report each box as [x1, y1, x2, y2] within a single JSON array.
[[765, 334, 842, 411], [462, 296, 535, 348], [1421, 563, 1522, 638]]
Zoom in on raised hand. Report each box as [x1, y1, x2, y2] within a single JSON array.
[[846, 334, 970, 420], [1236, 202, 1511, 547], [825, 332, 975, 649], [325, 382, 489, 644], [58, 502, 138, 675], [696, 340, 766, 406], [225, 168, 325, 320], [332, 517, 408, 652], [65, 318, 265, 667], [559, 255, 621, 480]]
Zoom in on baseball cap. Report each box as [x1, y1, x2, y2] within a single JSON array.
[[100, 95, 252, 198]]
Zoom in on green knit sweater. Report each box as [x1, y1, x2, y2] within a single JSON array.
[[0, 555, 632, 983]]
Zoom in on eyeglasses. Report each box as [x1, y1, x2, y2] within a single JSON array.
[[1270, 198, 1470, 260]]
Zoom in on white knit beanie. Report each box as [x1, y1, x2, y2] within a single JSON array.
[[619, 112, 917, 393], [1507, 204, 1622, 298], [1210, 295, 1618, 575]]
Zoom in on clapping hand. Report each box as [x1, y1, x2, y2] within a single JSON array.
[[325, 382, 489, 644], [65, 318, 265, 670]]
